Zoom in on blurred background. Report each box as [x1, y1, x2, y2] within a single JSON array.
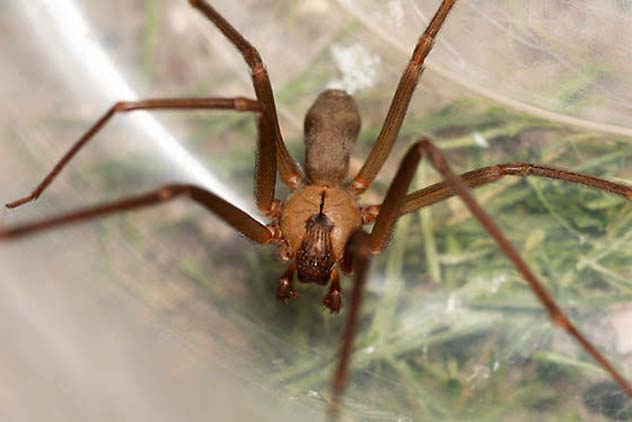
[[1, 0, 632, 421]]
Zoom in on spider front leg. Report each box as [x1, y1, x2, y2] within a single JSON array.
[[369, 139, 632, 398], [188, 0, 302, 189], [5, 97, 280, 215], [350, 0, 457, 195], [397, 162, 632, 214], [329, 230, 372, 422], [0, 184, 273, 244]]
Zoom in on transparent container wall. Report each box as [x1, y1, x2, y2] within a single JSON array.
[[1, 1, 632, 421], [346, 0, 632, 136]]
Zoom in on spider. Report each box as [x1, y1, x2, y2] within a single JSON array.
[[2, 0, 632, 420]]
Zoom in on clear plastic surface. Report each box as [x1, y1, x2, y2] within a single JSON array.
[[1, 1, 632, 421], [342, 0, 632, 136]]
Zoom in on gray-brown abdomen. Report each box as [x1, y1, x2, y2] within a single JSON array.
[[304, 90, 360, 186]]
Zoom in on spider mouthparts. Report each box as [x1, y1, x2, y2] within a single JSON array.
[[322, 290, 342, 314], [276, 279, 297, 303]]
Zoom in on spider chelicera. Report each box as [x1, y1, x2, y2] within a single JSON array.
[[2, 1, 632, 420]]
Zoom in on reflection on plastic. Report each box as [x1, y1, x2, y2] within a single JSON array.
[[339, 0, 632, 136], [18, 0, 252, 215]]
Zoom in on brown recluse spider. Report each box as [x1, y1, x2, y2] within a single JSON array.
[[2, 0, 632, 420]]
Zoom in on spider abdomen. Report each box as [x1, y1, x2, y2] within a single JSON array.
[[304, 89, 360, 187]]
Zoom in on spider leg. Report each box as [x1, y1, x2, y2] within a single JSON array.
[[396, 162, 632, 215], [329, 230, 372, 422], [350, 0, 457, 195], [368, 139, 632, 398], [5, 97, 276, 210], [188, 0, 302, 189], [0, 184, 272, 244]]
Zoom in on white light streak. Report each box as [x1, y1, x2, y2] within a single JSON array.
[[20, 0, 253, 215]]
